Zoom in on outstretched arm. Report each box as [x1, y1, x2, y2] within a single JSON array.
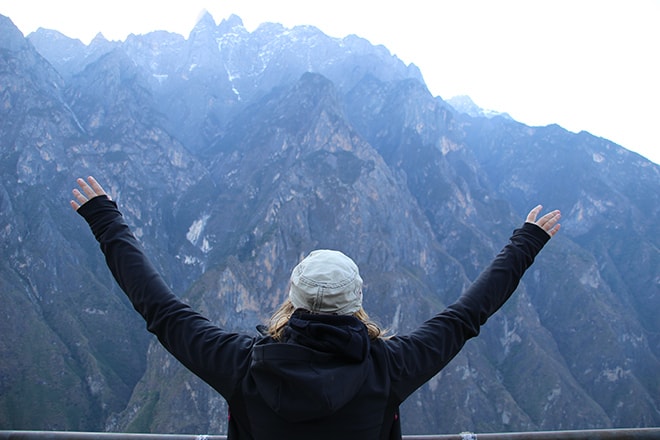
[[70, 176, 254, 397], [388, 205, 560, 401]]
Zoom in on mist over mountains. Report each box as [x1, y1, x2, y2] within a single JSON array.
[[1, 12, 658, 435]]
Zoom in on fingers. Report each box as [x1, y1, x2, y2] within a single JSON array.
[[526, 205, 543, 223], [525, 205, 561, 237], [538, 210, 561, 228], [546, 222, 561, 237], [78, 177, 96, 199], [535, 208, 561, 237], [86, 176, 107, 197], [70, 176, 108, 211]]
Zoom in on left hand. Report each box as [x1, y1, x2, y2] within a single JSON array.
[[526, 205, 561, 237], [70, 176, 109, 211]]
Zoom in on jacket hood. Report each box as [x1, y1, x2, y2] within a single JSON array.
[[249, 311, 371, 422]]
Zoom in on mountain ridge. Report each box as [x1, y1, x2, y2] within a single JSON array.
[[1, 12, 658, 434]]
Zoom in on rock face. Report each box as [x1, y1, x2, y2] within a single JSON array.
[[1, 12, 658, 435]]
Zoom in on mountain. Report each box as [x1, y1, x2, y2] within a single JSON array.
[[0, 13, 148, 430], [1, 12, 659, 435], [446, 95, 512, 120]]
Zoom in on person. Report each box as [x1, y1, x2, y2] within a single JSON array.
[[71, 175, 561, 440]]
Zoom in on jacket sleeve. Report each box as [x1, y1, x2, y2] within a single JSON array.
[[386, 222, 550, 401], [77, 195, 254, 398]]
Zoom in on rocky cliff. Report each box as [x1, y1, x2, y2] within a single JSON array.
[[1, 12, 658, 434]]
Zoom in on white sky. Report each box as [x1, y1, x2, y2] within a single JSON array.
[[1, 0, 659, 164]]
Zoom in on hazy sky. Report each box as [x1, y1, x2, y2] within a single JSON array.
[[2, 0, 658, 164]]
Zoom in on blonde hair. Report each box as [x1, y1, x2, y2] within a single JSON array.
[[268, 299, 388, 341]]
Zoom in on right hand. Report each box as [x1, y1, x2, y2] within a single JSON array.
[[526, 205, 561, 237]]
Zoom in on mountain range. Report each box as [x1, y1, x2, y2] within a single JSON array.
[[0, 12, 658, 435]]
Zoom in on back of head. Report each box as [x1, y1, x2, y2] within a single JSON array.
[[288, 249, 363, 315]]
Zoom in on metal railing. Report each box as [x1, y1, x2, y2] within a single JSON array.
[[1, 429, 660, 439]]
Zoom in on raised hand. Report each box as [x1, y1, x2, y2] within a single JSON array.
[[526, 205, 561, 237], [70, 176, 109, 211]]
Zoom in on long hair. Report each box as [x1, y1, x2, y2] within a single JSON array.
[[267, 299, 389, 341]]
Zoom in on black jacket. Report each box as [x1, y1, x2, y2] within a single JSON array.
[[78, 196, 550, 439]]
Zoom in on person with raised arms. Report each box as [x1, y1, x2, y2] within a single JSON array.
[[71, 175, 560, 440]]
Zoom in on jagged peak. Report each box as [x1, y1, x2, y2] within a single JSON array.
[[0, 14, 29, 52], [192, 10, 217, 32], [277, 72, 346, 132], [207, 72, 343, 157], [406, 62, 424, 84], [83, 32, 116, 58], [296, 71, 336, 92], [279, 72, 341, 112], [219, 14, 244, 30], [216, 14, 247, 41], [29, 27, 74, 40], [254, 21, 286, 34], [90, 32, 109, 44], [28, 28, 85, 50], [73, 47, 142, 88], [446, 95, 511, 120]]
